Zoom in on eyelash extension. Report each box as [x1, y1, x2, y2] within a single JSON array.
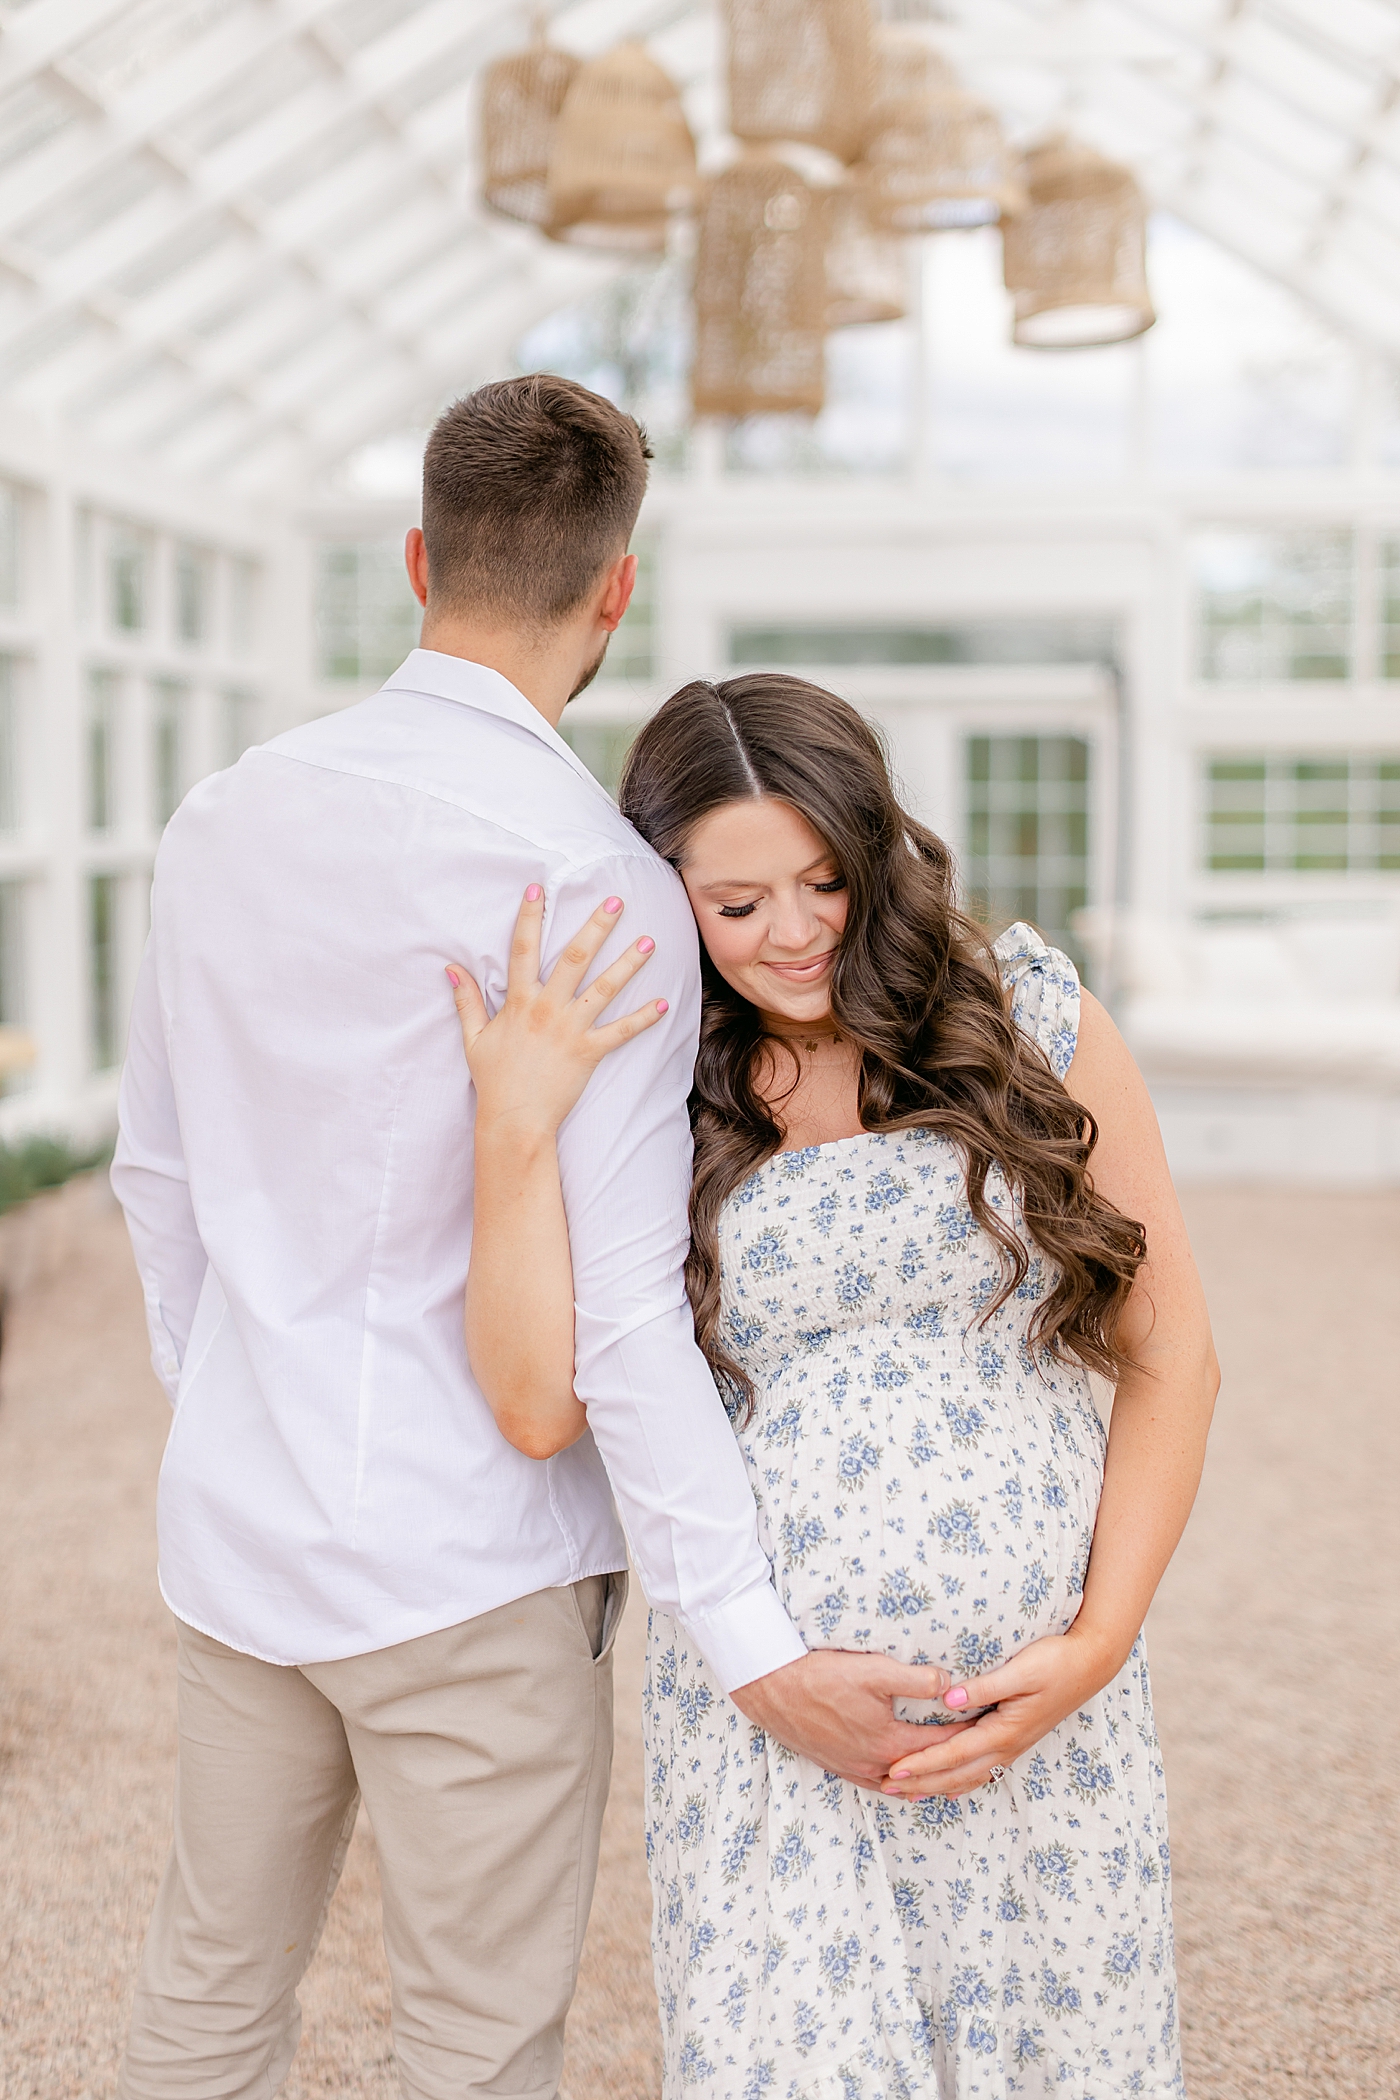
[[717, 876, 846, 918]]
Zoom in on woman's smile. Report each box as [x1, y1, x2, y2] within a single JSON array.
[[761, 949, 837, 983]]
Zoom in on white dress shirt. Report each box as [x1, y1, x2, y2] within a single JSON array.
[[112, 648, 806, 1693]]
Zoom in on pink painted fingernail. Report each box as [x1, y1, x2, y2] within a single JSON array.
[[656, 999, 669, 1015], [445, 967, 461, 988], [525, 884, 542, 903], [637, 936, 655, 955], [945, 1686, 969, 1709], [604, 896, 623, 913]]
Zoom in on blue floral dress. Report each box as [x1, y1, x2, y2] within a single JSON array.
[[643, 928, 1182, 2100]]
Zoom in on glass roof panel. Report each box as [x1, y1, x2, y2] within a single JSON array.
[[1230, 11, 1380, 128], [382, 35, 490, 123], [17, 151, 167, 257], [4, 0, 1400, 487], [1350, 157, 1400, 229], [165, 39, 327, 157], [320, 0, 438, 58], [70, 0, 242, 96], [1217, 71, 1356, 184], [1198, 131, 1324, 230], [1272, 0, 1400, 55], [110, 213, 240, 298], [0, 79, 84, 178], [245, 111, 385, 209], [0, 311, 103, 389]]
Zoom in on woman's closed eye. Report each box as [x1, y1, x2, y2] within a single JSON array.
[[716, 876, 845, 920]]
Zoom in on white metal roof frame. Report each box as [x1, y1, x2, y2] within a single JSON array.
[[0, 0, 1397, 492]]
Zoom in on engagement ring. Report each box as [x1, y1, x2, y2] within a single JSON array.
[[987, 1765, 1008, 1783]]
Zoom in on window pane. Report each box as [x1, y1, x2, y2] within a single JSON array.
[[1194, 528, 1353, 681], [558, 721, 638, 798], [229, 557, 259, 656], [0, 483, 20, 610], [0, 879, 25, 1025], [728, 617, 1118, 668], [316, 542, 420, 683], [1379, 538, 1400, 679], [0, 656, 19, 832], [109, 525, 149, 633], [963, 734, 1092, 974], [89, 874, 118, 1071], [152, 679, 188, 827], [221, 688, 258, 767], [174, 544, 209, 646], [87, 669, 118, 832], [1204, 750, 1400, 872]]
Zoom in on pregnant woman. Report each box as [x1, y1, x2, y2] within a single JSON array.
[[449, 674, 1217, 2099]]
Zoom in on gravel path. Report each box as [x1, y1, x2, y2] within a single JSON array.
[[1, 1179, 1396, 2099]]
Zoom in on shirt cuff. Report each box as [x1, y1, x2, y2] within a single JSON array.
[[683, 1574, 808, 1695]]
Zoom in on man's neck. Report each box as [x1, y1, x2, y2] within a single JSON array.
[[418, 616, 588, 730]]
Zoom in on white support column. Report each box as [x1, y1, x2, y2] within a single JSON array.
[[33, 466, 88, 1123]]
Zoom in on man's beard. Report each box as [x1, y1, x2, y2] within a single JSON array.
[[568, 635, 610, 702]]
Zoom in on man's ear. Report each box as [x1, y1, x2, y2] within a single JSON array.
[[598, 551, 638, 634], [405, 527, 430, 609]]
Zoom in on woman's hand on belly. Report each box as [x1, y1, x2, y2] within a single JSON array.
[[878, 1623, 1121, 1801]]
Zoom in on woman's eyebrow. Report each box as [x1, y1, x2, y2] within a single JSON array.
[[693, 856, 837, 894]]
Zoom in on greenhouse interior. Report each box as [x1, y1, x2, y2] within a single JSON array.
[[2, 0, 1400, 1183]]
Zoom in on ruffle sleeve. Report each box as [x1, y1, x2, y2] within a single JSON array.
[[993, 921, 1081, 1080]]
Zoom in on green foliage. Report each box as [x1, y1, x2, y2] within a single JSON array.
[[0, 1135, 111, 1216]]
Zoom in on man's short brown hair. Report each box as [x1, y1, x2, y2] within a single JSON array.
[[421, 374, 652, 626]]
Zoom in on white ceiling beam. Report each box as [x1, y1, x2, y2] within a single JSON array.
[[0, 0, 343, 229], [0, 0, 136, 95]]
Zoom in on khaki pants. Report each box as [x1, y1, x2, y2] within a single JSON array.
[[119, 1573, 625, 2100]]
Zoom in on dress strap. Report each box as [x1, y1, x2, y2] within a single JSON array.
[[993, 921, 1081, 1080]]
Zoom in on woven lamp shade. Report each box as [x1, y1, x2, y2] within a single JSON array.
[[693, 156, 827, 417], [823, 180, 906, 327], [724, 0, 875, 166], [480, 41, 581, 227], [1002, 139, 1155, 348], [861, 33, 1025, 231], [546, 42, 697, 252]]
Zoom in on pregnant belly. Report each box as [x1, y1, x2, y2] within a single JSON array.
[[738, 1350, 1106, 1681]]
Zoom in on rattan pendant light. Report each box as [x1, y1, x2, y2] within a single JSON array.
[[861, 33, 1025, 231], [693, 155, 827, 417], [479, 36, 581, 228], [823, 179, 906, 327], [1002, 138, 1155, 347], [724, 0, 875, 166], [546, 41, 698, 252]]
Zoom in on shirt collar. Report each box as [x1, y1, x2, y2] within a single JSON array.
[[380, 648, 611, 800]]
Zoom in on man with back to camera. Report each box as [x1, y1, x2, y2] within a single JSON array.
[[112, 374, 945, 2099]]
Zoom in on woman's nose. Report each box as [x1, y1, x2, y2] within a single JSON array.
[[769, 897, 823, 951]]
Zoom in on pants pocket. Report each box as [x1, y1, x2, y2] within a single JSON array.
[[595, 1567, 628, 1661], [571, 1568, 628, 1661]]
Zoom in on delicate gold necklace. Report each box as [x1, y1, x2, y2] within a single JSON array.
[[771, 1026, 843, 1057]]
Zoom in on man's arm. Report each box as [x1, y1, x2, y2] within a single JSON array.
[[548, 852, 952, 1777], [110, 935, 209, 1404]]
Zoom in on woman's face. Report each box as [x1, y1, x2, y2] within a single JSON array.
[[679, 797, 849, 1028]]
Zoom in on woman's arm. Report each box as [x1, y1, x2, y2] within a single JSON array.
[[881, 987, 1219, 1799], [449, 885, 667, 1460]]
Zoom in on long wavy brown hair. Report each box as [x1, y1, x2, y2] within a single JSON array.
[[617, 673, 1145, 1412]]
